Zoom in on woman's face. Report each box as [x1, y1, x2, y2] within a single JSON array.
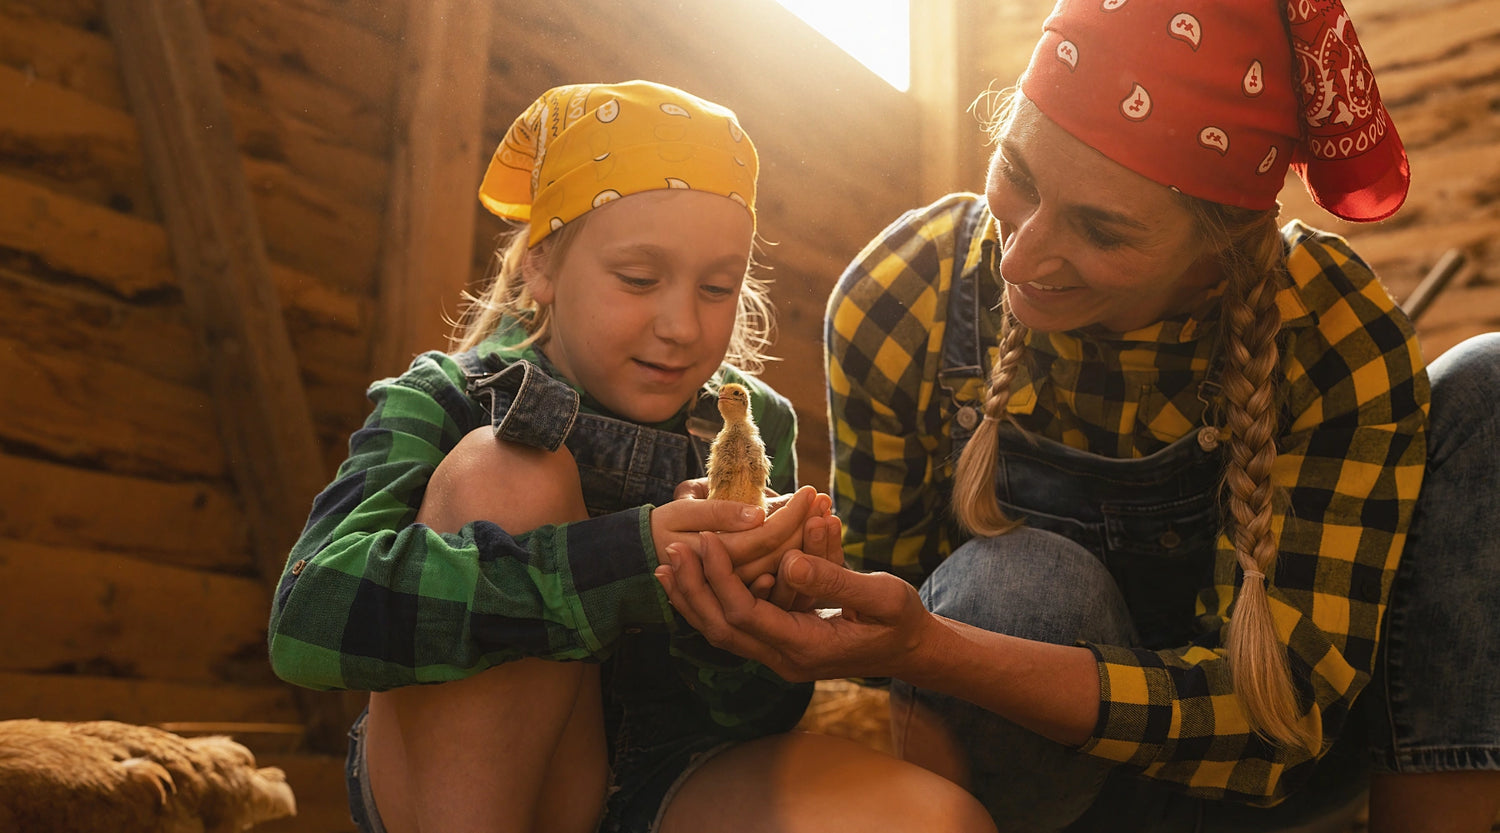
[[986, 99, 1223, 334], [525, 189, 752, 424]]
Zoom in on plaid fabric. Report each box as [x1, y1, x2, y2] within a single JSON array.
[[268, 323, 803, 733], [827, 194, 1428, 802]]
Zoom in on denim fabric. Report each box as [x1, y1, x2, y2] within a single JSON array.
[[345, 711, 388, 833], [344, 353, 738, 833], [1368, 332, 1500, 774], [891, 528, 1369, 832]]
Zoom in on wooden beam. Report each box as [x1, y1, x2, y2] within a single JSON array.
[[369, 0, 495, 378], [101, 0, 350, 751], [911, 0, 966, 201], [100, 0, 326, 579]]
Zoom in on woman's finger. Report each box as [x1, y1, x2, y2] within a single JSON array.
[[662, 540, 770, 663]]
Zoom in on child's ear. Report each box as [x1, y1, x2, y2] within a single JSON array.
[[519, 247, 556, 306]]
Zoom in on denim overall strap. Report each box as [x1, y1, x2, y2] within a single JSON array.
[[459, 350, 720, 514], [937, 221, 1226, 650], [466, 359, 579, 452]]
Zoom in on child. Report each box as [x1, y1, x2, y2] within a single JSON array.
[[267, 81, 992, 833]]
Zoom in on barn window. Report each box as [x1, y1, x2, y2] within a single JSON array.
[[773, 0, 911, 91]]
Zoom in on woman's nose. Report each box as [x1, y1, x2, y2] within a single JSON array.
[[997, 214, 1066, 286]]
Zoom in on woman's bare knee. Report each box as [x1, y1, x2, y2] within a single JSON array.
[[419, 426, 587, 533], [661, 731, 996, 833]]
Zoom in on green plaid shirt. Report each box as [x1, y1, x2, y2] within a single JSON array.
[[268, 323, 805, 733], [827, 194, 1428, 803]]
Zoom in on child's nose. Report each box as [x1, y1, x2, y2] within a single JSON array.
[[653, 291, 701, 343]]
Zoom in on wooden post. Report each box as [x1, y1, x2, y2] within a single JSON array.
[[910, 0, 967, 201], [368, 0, 495, 379], [102, 0, 348, 752]]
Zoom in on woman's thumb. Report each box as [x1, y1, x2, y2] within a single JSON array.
[[782, 552, 845, 598]]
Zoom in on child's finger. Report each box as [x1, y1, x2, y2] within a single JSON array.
[[750, 573, 775, 600]]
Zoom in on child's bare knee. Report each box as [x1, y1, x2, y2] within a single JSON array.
[[419, 427, 585, 532]]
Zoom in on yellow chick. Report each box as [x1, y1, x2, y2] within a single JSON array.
[[706, 383, 769, 510]]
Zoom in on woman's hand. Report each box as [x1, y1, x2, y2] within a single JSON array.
[[768, 514, 844, 612], [655, 529, 934, 683]]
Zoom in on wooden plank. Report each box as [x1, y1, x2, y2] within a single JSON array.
[[211, 30, 393, 160], [274, 0, 406, 41], [0, 66, 382, 295], [0, 171, 174, 297], [368, 0, 494, 377], [0, 671, 300, 726], [0, 3, 127, 104], [102, 0, 329, 582], [0, 333, 226, 478], [0, 63, 156, 217], [0, 453, 251, 572], [911, 0, 967, 201], [242, 154, 383, 297], [0, 261, 202, 387], [0, 170, 368, 329], [0, 4, 394, 199], [0, 540, 276, 684], [200, 0, 395, 114], [1356, 0, 1500, 73], [0, 0, 105, 35]]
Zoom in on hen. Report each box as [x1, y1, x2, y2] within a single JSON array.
[[706, 383, 770, 510], [0, 719, 296, 833]]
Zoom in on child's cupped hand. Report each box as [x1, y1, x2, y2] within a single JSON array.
[[651, 485, 834, 605]]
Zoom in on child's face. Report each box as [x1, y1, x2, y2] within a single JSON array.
[[527, 190, 753, 423]]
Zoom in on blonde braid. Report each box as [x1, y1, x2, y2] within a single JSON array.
[[953, 297, 1030, 536], [1200, 203, 1317, 750]]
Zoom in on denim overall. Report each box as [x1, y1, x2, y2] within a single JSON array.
[[894, 203, 1368, 831], [462, 351, 799, 832]]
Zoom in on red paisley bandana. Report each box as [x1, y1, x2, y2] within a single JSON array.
[[1019, 0, 1409, 222]]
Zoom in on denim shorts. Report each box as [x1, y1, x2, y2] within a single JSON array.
[[344, 636, 744, 833]]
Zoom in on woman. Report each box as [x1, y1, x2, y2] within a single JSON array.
[[656, 1, 1500, 829]]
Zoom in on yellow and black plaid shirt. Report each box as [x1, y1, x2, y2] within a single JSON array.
[[826, 194, 1429, 803]]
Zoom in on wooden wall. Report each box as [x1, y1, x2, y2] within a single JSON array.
[[0, 0, 1495, 829]]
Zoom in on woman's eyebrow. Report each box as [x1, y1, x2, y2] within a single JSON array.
[[1001, 138, 1151, 231]]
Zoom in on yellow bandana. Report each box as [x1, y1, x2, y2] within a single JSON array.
[[479, 80, 759, 245]]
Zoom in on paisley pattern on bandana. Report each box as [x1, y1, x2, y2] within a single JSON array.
[[1019, 0, 1408, 222]]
